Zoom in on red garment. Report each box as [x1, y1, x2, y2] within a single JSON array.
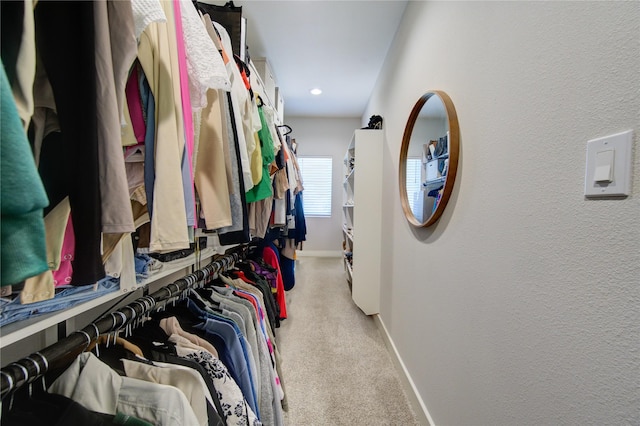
[[262, 247, 287, 319], [233, 270, 255, 284]]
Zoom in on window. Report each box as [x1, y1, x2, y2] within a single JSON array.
[[298, 156, 332, 217], [405, 157, 422, 218]]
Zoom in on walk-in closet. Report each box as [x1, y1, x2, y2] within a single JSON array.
[[2, 1, 639, 425], [1, 1, 308, 424]]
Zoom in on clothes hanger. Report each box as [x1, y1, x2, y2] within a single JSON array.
[[194, 287, 224, 310], [85, 312, 145, 358], [191, 288, 224, 314], [277, 124, 292, 135], [86, 335, 144, 358]]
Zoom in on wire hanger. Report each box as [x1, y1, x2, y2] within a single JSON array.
[[277, 124, 292, 135]]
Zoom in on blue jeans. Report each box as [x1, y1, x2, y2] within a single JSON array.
[[134, 253, 153, 283], [0, 277, 120, 327]]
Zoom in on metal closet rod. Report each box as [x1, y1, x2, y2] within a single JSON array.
[[0, 246, 247, 399]]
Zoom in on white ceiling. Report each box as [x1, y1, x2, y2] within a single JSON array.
[[234, 1, 408, 118]]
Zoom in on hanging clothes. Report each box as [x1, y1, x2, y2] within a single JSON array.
[[2, 243, 293, 425], [2, 6, 307, 403], [185, 298, 260, 418], [199, 14, 249, 241], [132, 317, 261, 426], [177, 0, 230, 109], [20, 199, 71, 303], [0, 59, 49, 287], [137, 1, 190, 253], [245, 105, 275, 204], [48, 352, 201, 426], [1, 0, 36, 130], [34, 1, 105, 285], [3, 392, 153, 426], [171, 0, 196, 229], [216, 90, 251, 245], [278, 238, 297, 292], [195, 86, 233, 229], [261, 245, 288, 320], [208, 18, 254, 193], [122, 359, 209, 426], [94, 0, 136, 237], [289, 192, 307, 245]]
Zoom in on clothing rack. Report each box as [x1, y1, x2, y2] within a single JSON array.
[[0, 245, 248, 399]]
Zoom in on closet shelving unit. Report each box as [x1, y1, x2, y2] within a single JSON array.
[[0, 247, 218, 352], [420, 135, 450, 218], [342, 142, 355, 285], [341, 129, 383, 315], [423, 151, 449, 189]]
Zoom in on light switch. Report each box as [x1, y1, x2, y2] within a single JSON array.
[[585, 130, 634, 197], [594, 150, 614, 182]]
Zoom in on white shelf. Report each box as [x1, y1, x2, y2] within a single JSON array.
[[345, 260, 353, 280], [342, 129, 383, 315], [424, 176, 446, 185], [345, 231, 354, 243], [344, 169, 355, 182], [0, 289, 126, 348], [137, 247, 216, 287], [0, 247, 217, 349]]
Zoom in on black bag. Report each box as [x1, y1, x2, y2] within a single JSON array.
[[196, 1, 246, 60], [362, 115, 383, 130]]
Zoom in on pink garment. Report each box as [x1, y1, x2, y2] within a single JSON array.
[[53, 213, 75, 287], [172, 0, 196, 226], [125, 64, 146, 143]]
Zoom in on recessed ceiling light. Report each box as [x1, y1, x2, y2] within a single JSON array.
[[310, 88, 322, 95]]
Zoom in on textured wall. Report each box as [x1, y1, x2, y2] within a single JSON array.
[[365, 2, 640, 425], [287, 116, 361, 252]]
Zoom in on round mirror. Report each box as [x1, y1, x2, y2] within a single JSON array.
[[399, 91, 459, 227]]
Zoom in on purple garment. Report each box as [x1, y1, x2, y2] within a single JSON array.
[[125, 64, 146, 143], [248, 260, 277, 291], [53, 213, 75, 287]]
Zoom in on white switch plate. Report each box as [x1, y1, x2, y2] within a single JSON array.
[[584, 130, 633, 197]]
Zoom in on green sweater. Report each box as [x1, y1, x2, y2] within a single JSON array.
[[1, 60, 49, 286], [245, 106, 275, 203]]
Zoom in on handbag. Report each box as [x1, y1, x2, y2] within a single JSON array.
[[196, 1, 246, 60]]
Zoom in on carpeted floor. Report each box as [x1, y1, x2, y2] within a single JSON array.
[[278, 256, 421, 426]]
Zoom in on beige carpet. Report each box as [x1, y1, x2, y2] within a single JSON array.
[[278, 257, 421, 426]]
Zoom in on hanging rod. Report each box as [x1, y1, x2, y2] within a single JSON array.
[[0, 246, 247, 399]]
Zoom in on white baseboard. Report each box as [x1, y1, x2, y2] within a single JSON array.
[[296, 250, 342, 258], [373, 314, 435, 426]]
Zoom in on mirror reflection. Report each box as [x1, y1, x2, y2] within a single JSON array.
[[399, 91, 459, 227]]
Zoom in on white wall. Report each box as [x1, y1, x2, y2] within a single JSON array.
[[365, 2, 640, 425], [287, 116, 361, 253]]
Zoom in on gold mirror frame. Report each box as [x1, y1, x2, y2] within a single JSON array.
[[399, 91, 460, 227]]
